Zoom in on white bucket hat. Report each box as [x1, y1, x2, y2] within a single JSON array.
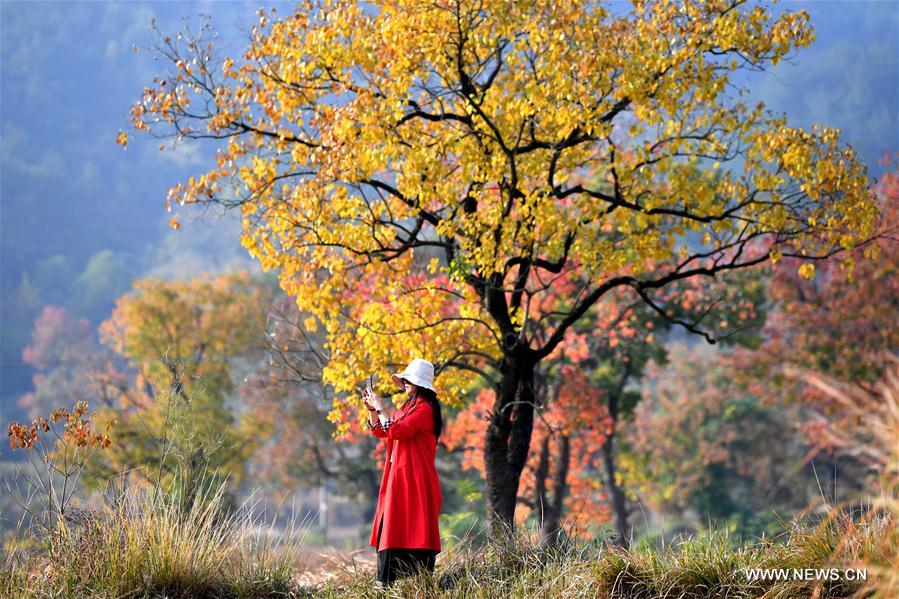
[[391, 358, 435, 392]]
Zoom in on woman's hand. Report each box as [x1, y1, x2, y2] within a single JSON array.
[[362, 388, 384, 413]]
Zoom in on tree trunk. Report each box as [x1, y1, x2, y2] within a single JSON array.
[[484, 350, 536, 537], [600, 430, 630, 549], [539, 434, 570, 548], [597, 361, 632, 549]]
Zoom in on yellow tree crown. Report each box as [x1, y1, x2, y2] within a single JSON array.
[[125, 0, 879, 436]]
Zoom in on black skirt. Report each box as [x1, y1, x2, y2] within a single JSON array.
[[376, 514, 438, 586]]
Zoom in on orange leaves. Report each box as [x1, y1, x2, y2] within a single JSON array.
[[7, 401, 112, 451], [115, 131, 128, 148], [7, 423, 39, 449], [442, 388, 493, 476], [562, 332, 589, 363]]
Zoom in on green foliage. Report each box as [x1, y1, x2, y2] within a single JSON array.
[[84, 272, 272, 499], [439, 478, 488, 551], [621, 343, 825, 539]]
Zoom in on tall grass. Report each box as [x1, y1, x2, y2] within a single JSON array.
[[1, 479, 308, 598], [4, 480, 895, 599], [799, 354, 899, 598]]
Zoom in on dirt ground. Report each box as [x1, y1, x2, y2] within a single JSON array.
[[293, 547, 378, 587]]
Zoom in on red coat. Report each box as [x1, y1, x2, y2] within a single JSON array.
[[369, 395, 442, 552]]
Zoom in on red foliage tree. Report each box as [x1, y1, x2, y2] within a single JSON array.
[[444, 264, 764, 547], [19, 306, 103, 419], [731, 165, 899, 472]]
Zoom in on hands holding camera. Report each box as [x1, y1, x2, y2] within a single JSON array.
[[362, 387, 384, 413]]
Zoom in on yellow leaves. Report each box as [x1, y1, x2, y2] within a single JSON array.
[[168, 218, 181, 230], [838, 255, 856, 282], [249, 156, 275, 182], [664, 119, 678, 137], [863, 244, 882, 261], [742, 120, 876, 254], [798, 263, 816, 280], [303, 316, 318, 332], [751, 170, 783, 191], [509, 307, 525, 332], [116, 131, 128, 148]]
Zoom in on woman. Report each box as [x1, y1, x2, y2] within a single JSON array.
[[361, 357, 443, 586]]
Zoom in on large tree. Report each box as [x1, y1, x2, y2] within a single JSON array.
[[123, 0, 879, 534]]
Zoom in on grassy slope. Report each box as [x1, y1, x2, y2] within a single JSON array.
[[5, 499, 894, 598]]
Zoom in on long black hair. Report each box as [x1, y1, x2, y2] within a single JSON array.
[[414, 386, 443, 441]]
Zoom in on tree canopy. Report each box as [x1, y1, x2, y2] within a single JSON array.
[[89, 272, 270, 499]]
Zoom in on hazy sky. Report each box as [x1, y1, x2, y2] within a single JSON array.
[[1, 1, 897, 416]]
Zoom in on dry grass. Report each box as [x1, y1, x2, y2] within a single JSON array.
[[1, 480, 308, 598], [798, 355, 899, 598], [4, 485, 895, 599], [306, 512, 895, 598]]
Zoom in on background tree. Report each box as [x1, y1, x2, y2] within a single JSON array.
[[621, 342, 829, 540], [445, 269, 763, 547], [241, 294, 382, 519], [739, 168, 899, 386], [519, 365, 615, 547], [89, 272, 270, 506], [124, 0, 879, 533], [19, 306, 104, 418], [725, 166, 899, 485]]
